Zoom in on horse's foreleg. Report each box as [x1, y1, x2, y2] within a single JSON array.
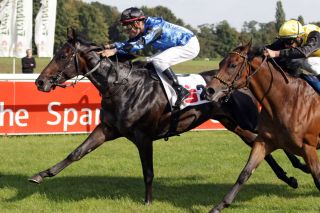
[[232, 126, 298, 188], [285, 151, 310, 174], [301, 144, 320, 190], [136, 141, 154, 204], [29, 124, 118, 183], [209, 141, 270, 213]]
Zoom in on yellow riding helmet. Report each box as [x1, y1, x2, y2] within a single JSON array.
[[278, 20, 305, 38], [303, 24, 320, 35]]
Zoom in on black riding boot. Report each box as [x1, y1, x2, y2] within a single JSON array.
[[163, 68, 190, 108]]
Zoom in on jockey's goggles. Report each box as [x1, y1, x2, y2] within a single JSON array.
[[281, 38, 297, 46], [122, 23, 134, 31]]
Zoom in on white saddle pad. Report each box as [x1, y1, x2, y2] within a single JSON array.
[[156, 71, 210, 110]]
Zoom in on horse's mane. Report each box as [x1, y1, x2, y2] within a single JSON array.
[[248, 45, 265, 60], [77, 36, 99, 47], [73, 35, 137, 63]]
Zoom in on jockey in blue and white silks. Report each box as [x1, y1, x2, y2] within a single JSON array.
[[114, 16, 195, 53], [99, 7, 200, 108]]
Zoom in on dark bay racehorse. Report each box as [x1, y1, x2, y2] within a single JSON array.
[[30, 29, 301, 204], [206, 41, 320, 213]]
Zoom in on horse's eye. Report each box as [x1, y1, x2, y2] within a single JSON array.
[[61, 54, 68, 60], [229, 64, 237, 68]]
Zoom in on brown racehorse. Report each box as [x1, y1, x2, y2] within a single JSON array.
[[30, 29, 304, 205], [206, 41, 320, 213]]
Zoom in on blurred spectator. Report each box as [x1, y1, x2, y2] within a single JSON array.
[[21, 49, 36, 73]]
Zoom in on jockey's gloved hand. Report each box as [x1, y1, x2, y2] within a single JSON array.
[[97, 49, 117, 58], [104, 44, 116, 49]]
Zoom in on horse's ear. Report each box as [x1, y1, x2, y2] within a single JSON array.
[[67, 28, 76, 40], [244, 38, 252, 53]]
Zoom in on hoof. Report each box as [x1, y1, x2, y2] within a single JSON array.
[[288, 177, 298, 189], [208, 208, 220, 213], [144, 201, 152, 206], [28, 174, 43, 184]]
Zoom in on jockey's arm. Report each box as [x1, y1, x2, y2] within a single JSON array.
[[280, 31, 320, 58], [113, 27, 163, 54]]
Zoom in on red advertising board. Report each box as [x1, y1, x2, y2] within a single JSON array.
[[0, 75, 225, 135]]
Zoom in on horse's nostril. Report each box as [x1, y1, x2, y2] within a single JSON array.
[[206, 87, 215, 96], [36, 79, 44, 87]]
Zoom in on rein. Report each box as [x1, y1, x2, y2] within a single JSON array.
[[103, 61, 134, 99], [51, 42, 104, 88], [267, 56, 289, 84], [56, 59, 103, 88]]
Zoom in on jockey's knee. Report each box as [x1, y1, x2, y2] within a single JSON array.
[[151, 60, 170, 73]]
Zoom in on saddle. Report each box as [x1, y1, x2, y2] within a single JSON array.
[[129, 60, 209, 110]]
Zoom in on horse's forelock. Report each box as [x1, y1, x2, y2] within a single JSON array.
[[230, 45, 264, 62]]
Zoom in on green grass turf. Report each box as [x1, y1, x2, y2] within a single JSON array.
[[0, 131, 319, 212]]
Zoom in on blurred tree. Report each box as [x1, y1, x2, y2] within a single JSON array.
[[90, 2, 126, 43], [54, 0, 108, 52], [77, 2, 109, 44], [240, 20, 277, 46], [49, 0, 319, 58], [275, 1, 286, 31], [214, 21, 239, 57], [258, 22, 277, 44], [197, 24, 220, 59], [311, 22, 320, 27], [55, 0, 80, 52]]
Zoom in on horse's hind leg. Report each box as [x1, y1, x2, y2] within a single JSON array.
[[285, 151, 310, 173], [209, 141, 272, 213], [29, 123, 119, 183], [264, 155, 298, 188], [301, 144, 320, 190]]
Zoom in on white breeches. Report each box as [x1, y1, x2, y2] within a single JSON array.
[[146, 36, 200, 72]]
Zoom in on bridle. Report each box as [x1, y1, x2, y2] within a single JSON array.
[[212, 50, 267, 101], [50, 40, 133, 97], [50, 42, 102, 88]]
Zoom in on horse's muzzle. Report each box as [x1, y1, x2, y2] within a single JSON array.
[[205, 86, 227, 102], [205, 87, 217, 101], [35, 78, 53, 92]]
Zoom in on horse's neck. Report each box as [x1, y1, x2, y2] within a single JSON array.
[[86, 60, 144, 95], [85, 59, 119, 92], [249, 61, 294, 116]]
